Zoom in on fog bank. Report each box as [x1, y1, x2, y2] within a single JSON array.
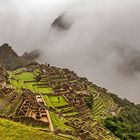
[[0, 0, 140, 103]]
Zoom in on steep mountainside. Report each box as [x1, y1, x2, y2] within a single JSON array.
[[0, 46, 139, 140], [52, 13, 72, 30], [0, 43, 39, 70]]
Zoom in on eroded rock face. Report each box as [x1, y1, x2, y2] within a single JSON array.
[[0, 43, 39, 70], [51, 13, 73, 30], [0, 43, 18, 60], [0, 43, 20, 70]]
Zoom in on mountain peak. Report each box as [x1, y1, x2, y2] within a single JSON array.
[[52, 12, 73, 30], [0, 44, 39, 70], [0, 43, 18, 57], [1, 43, 9, 48]]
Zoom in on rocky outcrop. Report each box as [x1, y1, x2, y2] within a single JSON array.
[[0, 43, 39, 70], [51, 13, 72, 30]]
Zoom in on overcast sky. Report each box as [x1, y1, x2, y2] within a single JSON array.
[[0, 0, 140, 104]]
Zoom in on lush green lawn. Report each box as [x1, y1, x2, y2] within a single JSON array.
[[10, 79, 17, 88], [10, 71, 53, 94], [10, 72, 34, 92], [43, 95, 68, 108], [49, 112, 70, 131], [0, 119, 68, 140], [43, 95, 53, 107], [49, 96, 68, 107], [37, 87, 53, 94], [15, 72, 34, 80]]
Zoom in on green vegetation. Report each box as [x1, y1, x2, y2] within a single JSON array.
[[10, 71, 52, 94], [37, 87, 52, 94], [110, 93, 140, 126], [84, 95, 93, 109], [43, 95, 53, 107], [50, 112, 70, 131], [81, 84, 138, 140], [49, 96, 68, 107], [88, 84, 119, 119], [9, 69, 72, 134], [10, 72, 34, 92], [0, 118, 68, 140], [87, 84, 140, 139], [107, 93, 140, 140], [1, 65, 139, 140], [104, 116, 140, 140]]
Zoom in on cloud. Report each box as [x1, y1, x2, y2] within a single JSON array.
[[0, 0, 76, 53], [0, 0, 140, 103]]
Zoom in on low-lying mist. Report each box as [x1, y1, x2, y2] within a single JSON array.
[[0, 0, 140, 103]]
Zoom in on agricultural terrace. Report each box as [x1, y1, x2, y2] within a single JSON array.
[[10, 69, 68, 108], [8, 65, 119, 139], [9, 67, 71, 132]]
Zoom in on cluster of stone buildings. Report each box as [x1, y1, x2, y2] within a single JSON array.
[[38, 64, 93, 137], [41, 64, 89, 94], [0, 64, 93, 137], [0, 66, 16, 102], [15, 90, 53, 129]]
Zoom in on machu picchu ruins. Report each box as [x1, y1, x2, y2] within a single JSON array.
[[0, 44, 140, 140], [0, 59, 120, 139], [1, 0, 140, 139]]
